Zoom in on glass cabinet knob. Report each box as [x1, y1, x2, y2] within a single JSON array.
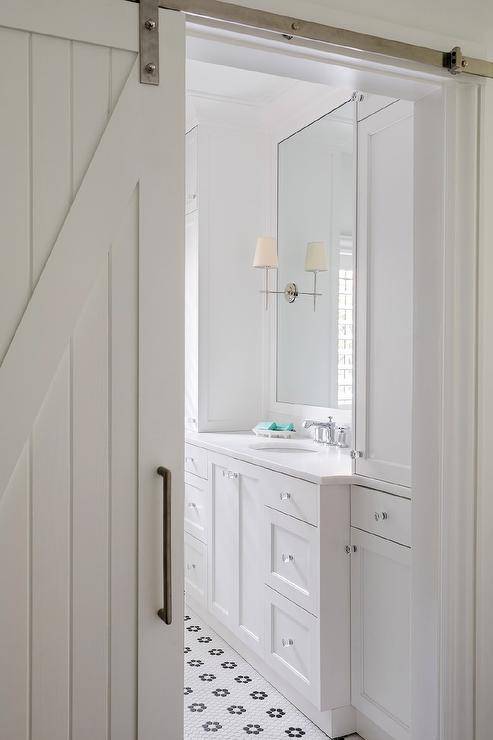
[[281, 553, 294, 564], [280, 491, 291, 502], [281, 638, 294, 648], [374, 511, 389, 522]]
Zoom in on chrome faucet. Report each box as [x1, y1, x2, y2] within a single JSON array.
[[302, 417, 337, 446]]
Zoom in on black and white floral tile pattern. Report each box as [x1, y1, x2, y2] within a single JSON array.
[[184, 609, 358, 740]]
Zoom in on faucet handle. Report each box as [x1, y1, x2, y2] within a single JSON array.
[[336, 426, 348, 448]]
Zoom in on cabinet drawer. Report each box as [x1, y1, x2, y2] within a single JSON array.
[[265, 507, 319, 615], [351, 485, 411, 547], [262, 469, 318, 526], [184, 443, 208, 479], [184, 533, 207, 607], [184, 473, 207, 543], [264, 586, 320, 706]]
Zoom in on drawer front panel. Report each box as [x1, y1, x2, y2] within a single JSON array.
[[184, 472, 208, 542], [351, 485, 411, 546], [264, 586, 320, 706], [184, 443, 208, 479], [265, 508, 319, 615], [262, 468, 318, 525], [184, 533, 207, 607]]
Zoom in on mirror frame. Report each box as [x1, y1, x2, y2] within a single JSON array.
[[267, 97, 356, 427]]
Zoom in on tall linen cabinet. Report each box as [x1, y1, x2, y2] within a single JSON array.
[[351, 99, 414, 739], [184, 121, 268, 432]]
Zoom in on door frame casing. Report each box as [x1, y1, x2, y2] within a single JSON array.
[[475, 78, 493, 740]]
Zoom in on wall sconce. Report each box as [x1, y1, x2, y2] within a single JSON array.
[[304, 241, 328, 311], [253, 236, 278, 310], [253, 237, 327, 311]]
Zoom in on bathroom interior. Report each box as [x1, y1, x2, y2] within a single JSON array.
[[183, 26, 413, 740]]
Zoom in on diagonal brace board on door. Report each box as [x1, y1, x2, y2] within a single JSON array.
[[0, 56, 154, 502]]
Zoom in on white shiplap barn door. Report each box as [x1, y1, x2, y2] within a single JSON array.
[[0, 4, 184, 740]]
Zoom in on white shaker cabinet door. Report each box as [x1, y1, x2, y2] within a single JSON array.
[[355, 100, 414, 488], [351, 527, 411, 740], [234, 459, 265, 656], [207, 454, 237, 628]]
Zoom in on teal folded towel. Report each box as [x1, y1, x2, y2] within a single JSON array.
[[254, 421, 295, 432]]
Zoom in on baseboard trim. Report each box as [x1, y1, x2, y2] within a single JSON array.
[[356, 711, 395, 740]]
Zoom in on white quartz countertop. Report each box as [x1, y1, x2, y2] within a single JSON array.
[[185, 431, 353, 485]]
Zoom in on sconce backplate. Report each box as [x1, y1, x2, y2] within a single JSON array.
[[284, 282, 299, 303]]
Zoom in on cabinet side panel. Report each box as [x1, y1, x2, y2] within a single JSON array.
[[319, 485, 351, 707]]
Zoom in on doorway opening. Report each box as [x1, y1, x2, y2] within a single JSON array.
[[180, 17, 459, 740]]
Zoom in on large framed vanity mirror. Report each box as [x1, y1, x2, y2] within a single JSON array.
[[275, 99, 355, 417]]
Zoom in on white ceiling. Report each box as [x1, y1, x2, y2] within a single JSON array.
[[186, 59, 302, 107]]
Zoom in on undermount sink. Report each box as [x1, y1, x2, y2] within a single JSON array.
[[248, 441, 319, 454]]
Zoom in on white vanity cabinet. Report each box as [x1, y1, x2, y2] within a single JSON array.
[[184, 439, 415, 738], [355, 100, 414, 488], [208, 452, 269, 656], [350, 486, 411, 740], [263, 483, 351, 712], [186, 442, 351, 721]]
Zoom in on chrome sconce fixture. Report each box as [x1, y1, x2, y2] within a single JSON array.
[[253, 237, 328, 311], [304, 241, 328, 311], [252, 236, 278, 310]]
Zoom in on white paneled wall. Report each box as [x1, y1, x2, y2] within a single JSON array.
[[0, 27, 136, 740]]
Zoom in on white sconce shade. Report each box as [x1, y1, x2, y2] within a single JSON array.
[[253, 236, 278, 268], [304, 241, 328, 272]]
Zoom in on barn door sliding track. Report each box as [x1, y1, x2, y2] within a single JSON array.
[[130, 0, 493, 84]]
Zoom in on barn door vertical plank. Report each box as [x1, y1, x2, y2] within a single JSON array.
[[31, 353, 71, 740], [0, 27, 30, 364], [0, 27, 30, 740], [72, 266, 110, 740], [31, 34, 72, 284], [30, 33, 73, 740], [107, 49, 140, 740], [71, 41, 112, 740], [72, 42, 111, 193], [0, 447, 30, 740], [108, 187, 139, 740], [110, 48, 136, 112]]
